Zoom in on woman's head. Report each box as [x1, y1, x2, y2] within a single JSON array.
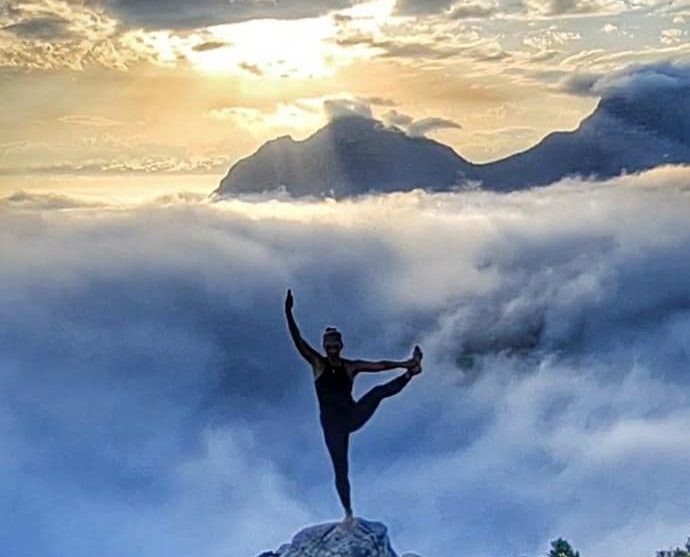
[[322, 326, 343, 357]]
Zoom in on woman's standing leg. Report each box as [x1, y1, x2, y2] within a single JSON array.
[[321, 420, 353, 516]]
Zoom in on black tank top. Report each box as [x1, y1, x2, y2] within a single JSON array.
[[314, 356, 355, 419]]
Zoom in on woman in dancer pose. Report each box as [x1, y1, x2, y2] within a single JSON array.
[[284, 288, 423, 529]]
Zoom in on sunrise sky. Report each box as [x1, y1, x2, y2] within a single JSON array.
[[2, 0, 689, 199], [3, 3, 690, 557]]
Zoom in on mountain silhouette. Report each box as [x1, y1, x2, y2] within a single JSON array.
[[212, 66, 690, 199], [472, 84, 690, 190], [213, 115, 473, 198]]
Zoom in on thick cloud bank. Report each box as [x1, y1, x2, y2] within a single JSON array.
[[1, 166, 690, 557]]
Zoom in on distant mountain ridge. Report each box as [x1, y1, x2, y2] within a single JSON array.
[[214, 115, 473, 198], [471, 84, 690, 190], [212, 67, 690, 198]]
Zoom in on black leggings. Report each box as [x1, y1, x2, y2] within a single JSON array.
[[320, 371, 412, 514]]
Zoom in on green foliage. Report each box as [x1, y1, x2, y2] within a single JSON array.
[[662, 537, 690, 557], [549, 538, 580, 557], [545, 535, 690, 557]]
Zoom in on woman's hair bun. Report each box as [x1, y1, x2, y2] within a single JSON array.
[[323, 326, 342, 340]]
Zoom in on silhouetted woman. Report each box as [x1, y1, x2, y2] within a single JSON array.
[[284, 288, 422, 528]]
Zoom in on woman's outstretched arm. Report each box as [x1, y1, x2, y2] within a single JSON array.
[[349, 345, 422, 374], [349, 359, 413, 373], [285, 288, 320, 365]]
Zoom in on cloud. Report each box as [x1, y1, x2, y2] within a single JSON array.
[[659, 28, 687, 45], [358, 95, 398, 107], [0, 1, 156, 70], [191, 40, 230, 52], [530, 0, 625, 16], [394, 0, 636, 18], [0, 155, 231, 175], [203, 93, 397, 139], [101, 0, 355, 30], [560, 60, 690, 97], [0, 140, 28, 161], [1, 164, 690, 556], [238, 60, 263, 76], [523, 29, 581, 50], [1, 15, 72, 39], [408, 116, 463, 136], [57, 115, 125, 126], [448, 1, 500, 18], [334, 34, 464, 59], [393, 0, 458, 16], [1, 189, 106, 209], [323, 97, 374, 120], [381, 109, 463, 136], [290, 96, 462, 137]]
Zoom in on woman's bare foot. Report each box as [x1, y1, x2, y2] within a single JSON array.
[[340, 511, 356, 530], [408, 345, 423, 376]]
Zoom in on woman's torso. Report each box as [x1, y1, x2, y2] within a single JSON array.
[[313, 356, 355, 420]]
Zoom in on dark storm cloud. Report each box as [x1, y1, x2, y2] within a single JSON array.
[[1, 15, 72, 40], [100, 0, 355, 30]]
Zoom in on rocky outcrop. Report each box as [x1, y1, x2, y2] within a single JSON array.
[[255, 517, 422, 557]]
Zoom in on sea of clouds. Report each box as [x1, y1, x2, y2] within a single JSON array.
[[1, 165, 690, 557]]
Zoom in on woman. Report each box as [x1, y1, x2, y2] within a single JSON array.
[[284, 288, 422, 528]]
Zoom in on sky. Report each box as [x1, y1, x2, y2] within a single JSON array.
[[2, 2, 690, 557], [1, 0, 690, 199]]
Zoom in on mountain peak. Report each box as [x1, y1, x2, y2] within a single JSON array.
[[256, 517, 422, 557], [213, 114, 471, 199]]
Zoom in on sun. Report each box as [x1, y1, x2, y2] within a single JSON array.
[[182, 0, 398, 78], [185, 17, 342, 78]]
